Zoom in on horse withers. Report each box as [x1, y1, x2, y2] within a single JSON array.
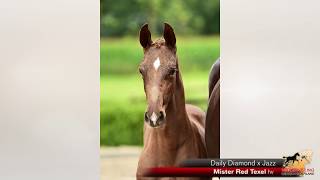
[[136, 23, 209, 180]]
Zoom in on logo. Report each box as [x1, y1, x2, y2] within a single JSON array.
[[282, 149, 314, 176]]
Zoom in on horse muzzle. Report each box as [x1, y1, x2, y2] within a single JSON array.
[[144, 110, 166, 128]]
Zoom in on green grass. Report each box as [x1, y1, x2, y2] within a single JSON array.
[[101, 36, 219, 146]]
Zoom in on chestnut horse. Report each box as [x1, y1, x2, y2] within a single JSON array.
[[205, 58, 220, 158], [136, 23, 208, 180]]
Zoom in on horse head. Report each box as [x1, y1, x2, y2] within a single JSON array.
[[138, 23, 178, 128]]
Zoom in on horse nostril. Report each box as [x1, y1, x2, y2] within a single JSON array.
[[159, 111, 165, 121], [144, 112, 149, 122]]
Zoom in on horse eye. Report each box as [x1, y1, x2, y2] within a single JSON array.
[[168, 68, 176, 76], [139, 68, 144, 75]]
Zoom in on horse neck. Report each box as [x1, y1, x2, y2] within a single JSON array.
[[168, 58, 187, 120], [169, 70, 188, 122]]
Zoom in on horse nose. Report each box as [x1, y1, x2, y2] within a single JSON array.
[[144, 111, 166, 127]]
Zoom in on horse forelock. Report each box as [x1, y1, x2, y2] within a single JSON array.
[[151, 38, 165, 48]]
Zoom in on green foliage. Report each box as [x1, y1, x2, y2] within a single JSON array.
[[100, 0, 220, 37], [100, 37, 219, 146], [100, 36, 220, 75]]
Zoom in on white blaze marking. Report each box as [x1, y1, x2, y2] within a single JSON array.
[[150, 112, 157, 125], [153, 57, 160, 70]]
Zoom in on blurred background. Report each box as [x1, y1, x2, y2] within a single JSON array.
[[100, 0, 219, 179]]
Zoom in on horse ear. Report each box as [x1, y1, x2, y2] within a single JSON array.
[[163, 23, 176, 48], [139, 23, 152, 49]]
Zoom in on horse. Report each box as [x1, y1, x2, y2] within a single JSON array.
[[283, 153, 300, 166], [136, 23, 209, 180], [205, 59, 220, 158]]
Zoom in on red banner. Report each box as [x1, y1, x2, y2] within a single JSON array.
[[144, 167, 303, 177]]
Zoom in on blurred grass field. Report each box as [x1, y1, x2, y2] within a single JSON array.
[[101, 36, 219, 146]]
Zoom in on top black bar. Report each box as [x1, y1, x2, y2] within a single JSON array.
[[180, 159, 285, 167]]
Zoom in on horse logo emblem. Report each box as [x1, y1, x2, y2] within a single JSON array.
[[283, 152, 300, 166], [282, 150, 313, 167], [282, 150, 313, 176]]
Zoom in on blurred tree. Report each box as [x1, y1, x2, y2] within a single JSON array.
[[101, 0, 219, 37]]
